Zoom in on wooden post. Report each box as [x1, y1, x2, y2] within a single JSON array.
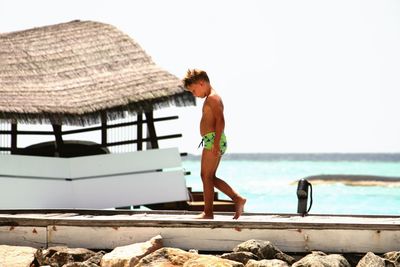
[[101, 112, 107, 147], [52, 124, 63, 157], [11, 122, 17, 154], [145, 111, 159, 149], [137, 113, 143, 151]]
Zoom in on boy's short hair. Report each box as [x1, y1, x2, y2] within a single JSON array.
[[182, 69, 210, 88]]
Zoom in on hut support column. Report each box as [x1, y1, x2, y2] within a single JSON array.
[[52, 124, 63, 157], [101, 112, 107, 147], [11, 122, 17, 154], [145, 111, 159, 149], [137, 113, 143, 151]]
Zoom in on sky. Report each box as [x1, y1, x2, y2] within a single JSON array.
[[1, 0, 400, 153]]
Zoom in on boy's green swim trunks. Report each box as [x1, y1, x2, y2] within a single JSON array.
[[201, 132, 227, 154]]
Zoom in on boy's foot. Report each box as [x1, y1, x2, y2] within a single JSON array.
[[233, 196, 247, 219], [195, 212, 214, 219]]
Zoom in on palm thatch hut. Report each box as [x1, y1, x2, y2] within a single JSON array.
[[0, 20, 195, 155]]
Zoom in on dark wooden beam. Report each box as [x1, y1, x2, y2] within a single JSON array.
[[52, 124, 63, 157], [106, 134, 182, 147], [11, 123, 17, 154], [0, 130, 53, 135], [145, 111, 159, 149], [101, 112, 107, 147], [61, 116, 178, 135], [137, 113, 143, 151]]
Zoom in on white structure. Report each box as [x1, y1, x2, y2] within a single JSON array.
[[0, 148, 188, 209]]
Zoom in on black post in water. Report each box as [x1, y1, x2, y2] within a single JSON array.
[[297, 179, 313, 216]]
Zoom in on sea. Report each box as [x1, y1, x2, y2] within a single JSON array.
[[182, 153, 400, 216]]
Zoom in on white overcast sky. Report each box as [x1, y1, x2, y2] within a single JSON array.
[[1, 0, 400, 153]]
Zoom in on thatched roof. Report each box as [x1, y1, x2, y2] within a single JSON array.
[[0, 20, 195, 125]]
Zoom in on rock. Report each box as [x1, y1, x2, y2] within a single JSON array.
[[0, 244, 37, 267], [86, 251, 105, 265], [63, 262, 99, 267], [356, 252, 387, 267], [188, 249, 198, 254], [64, 251, 105, 267], [136, 247, 242, 266], [383, 251, 400, 266], [221, 251, 259, 264], [274, 252, 295, 265], [135, 247, 200, 266], [184, 255, 244, 267], [100, 235, 163, 267], [233, 240, 295, 265], [35, 246, 96, 267], [292, 251, 351, 267], [245, 259, 290, 267], [356, 251, 397, 267]]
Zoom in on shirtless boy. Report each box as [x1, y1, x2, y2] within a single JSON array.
[[183, 69, 246, 219]]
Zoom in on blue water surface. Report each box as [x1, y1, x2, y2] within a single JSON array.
[[182, 158, 400, 215]]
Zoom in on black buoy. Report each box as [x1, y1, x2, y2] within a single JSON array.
[[297, 178, 313, 216]]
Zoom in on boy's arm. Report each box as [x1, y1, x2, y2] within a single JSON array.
[[208, 95, 225, 155]]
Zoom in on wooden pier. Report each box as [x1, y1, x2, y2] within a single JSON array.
[[0, 210, 399, 254]]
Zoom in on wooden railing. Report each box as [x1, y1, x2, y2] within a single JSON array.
[[0, 111, 182, 155]]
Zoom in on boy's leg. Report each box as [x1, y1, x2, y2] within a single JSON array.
[[215, 177, 246, 219], [198, 148, 220, 219], [212, 156, 237, 199], [213, 157, 247, 219], [214, 177, 239, 199]]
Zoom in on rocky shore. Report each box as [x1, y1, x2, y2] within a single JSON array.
[[1, 235, 399, 267]]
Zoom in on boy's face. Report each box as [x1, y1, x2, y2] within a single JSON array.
[[186, 81, 209, 98]]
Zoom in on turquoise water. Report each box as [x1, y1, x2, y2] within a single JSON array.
[[182, 156, 400, 215]]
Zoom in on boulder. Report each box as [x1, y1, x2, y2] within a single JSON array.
[[63, 262, 98, 267], [356, 252, 387, 267], [221, 251, 259, 264], [136, 247, 200, 266], [184, 255, 244, 267], [64, 251, 105, 267], [245, 259, 290, 267], [356, 252, 397, 267], [0, 244, 37, 267], [35, 246, 96, 267], [383, 251, 400, 266], [100, 235, 163, 267], [292, 251, 351, 267], [136, 247, 243, 266], [87, 251, 105, 265], [233, 240, 295, 265]]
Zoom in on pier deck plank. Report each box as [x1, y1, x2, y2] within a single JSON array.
[[0, 210, 399, 253]]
